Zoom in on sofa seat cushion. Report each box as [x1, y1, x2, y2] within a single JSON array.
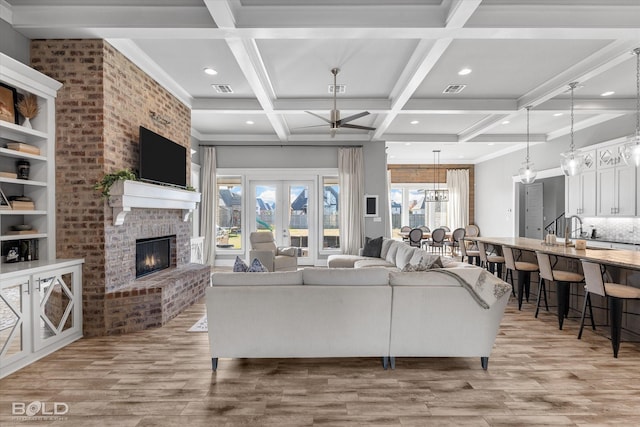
[[212, 270, 303, 286], [274, 255, 298, 271], [353, 259, 395, 269], [327, 254, 368, 268], [303, 267, 389, 286]]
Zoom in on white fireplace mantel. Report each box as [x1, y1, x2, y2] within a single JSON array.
[[108, 180, 201, 226]]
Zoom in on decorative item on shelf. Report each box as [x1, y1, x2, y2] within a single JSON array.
[[519, 106, 537, 184], [0, 187, 10, 209], [0, 171, 18, 179], [94, 168, 137, 198], [16, 93, 39, 129], [560, 82, 584, 176], [7, 224, 37, 235], [622, 48, 640, 167], [8, 195, 35, 210], [5, 142, 40, 155], [0, 82, 18, 124], [16, 159, 30, 179], [423, 150, 449, 202]]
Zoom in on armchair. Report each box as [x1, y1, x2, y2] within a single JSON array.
[[249, 231, 298, 272]]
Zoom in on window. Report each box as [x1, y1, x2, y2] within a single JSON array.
[[322, 176, 340, 250], [391, 184, 448, 237], [216, 176, 242, 250]]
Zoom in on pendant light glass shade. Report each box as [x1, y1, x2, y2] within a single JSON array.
[[622, 48, 640, 167], [561, 82, 584, 176], [519, 106, 537, 184], [424, 150, 449, 202]]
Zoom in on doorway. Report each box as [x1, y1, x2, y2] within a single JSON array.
[[524, 183, 544, 239], [249, 180, 315, 265]]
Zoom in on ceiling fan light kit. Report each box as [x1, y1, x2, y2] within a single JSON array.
[[622, 48, 640, 167], [305, 67, 376, 138], [560, 82, 585, 177]]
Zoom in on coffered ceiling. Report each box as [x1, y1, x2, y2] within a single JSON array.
[[3, 0, 640, 163]]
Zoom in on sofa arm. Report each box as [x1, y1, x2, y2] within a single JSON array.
[[249, 250, 275, 271]]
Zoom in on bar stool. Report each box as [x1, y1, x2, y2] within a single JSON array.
[[535, 251, 584, 330], [459, 238, 480, 265], [579, 260, 640, 358], [502, 246, 538, 310], [478, 241, 505, 281]]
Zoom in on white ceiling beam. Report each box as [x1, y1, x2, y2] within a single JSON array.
[[203, 0, 236, 29], [403, 99, 517, 114], [0, 0, 12, 24], [546, 113, 625, 141], [191, 98, 263, 111], [446, 0, 482, 28]]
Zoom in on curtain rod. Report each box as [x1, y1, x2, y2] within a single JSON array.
[[200, 144, 364, 148]]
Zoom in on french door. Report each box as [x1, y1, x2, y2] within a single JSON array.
[[249, 180, 315, 265]]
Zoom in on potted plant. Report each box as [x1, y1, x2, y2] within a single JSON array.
[[16, 93, 39, 128], [94, 169, 137, 198]]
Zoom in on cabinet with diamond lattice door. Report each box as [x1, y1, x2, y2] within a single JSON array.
[[0, 260, 83, 379]]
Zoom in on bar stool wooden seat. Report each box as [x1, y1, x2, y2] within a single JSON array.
[[579, 260, 640, 358], [477, 241, 505, 281], [459, 238, 480, 265], [503, 246, 538, 310], [535, 251, 584, 330]]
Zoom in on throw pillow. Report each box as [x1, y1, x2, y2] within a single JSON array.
[[247, 258, 268, 272], [233, 256, 249, 272], [362, 236, 383, 258], [401, 256, 443, 272]]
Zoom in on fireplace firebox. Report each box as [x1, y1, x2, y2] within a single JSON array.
[[136, 236, 172, 278]]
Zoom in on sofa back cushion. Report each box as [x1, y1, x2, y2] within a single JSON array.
[[303, 267, 389, 286], [394, 244, 417, 269], [389, 270, 461, 287], [384, 240, 402, 264], [212, 270, 303, 286], [380, 237, 395, 259]]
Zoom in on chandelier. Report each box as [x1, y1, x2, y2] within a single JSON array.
[[519, 106, 537, 184], [424, 150, 449, 202], [560, 82, 584, 176], [622, 48, 640, 167]]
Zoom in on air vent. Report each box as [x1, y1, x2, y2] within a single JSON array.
[[443, 84, 466, 94], [328, 84, 346, 94], [212, 84, 234, 94]]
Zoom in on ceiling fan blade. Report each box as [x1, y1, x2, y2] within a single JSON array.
[[340, 123, 376, 131], [305, 111, 332, 124], [338, 111, 370, 124], [293, 124, 329, 129]]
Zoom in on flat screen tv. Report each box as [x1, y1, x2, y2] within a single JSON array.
[[139, 126, 187, 188]]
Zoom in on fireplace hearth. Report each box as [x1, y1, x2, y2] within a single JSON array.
[[136, 236, 173, 278]]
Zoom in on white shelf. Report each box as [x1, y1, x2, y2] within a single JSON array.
[[0, 233, 47, 242], [0, 210, 47, 215], [108, 180, 201, 226], [0, 121, 48, 143], [0, 147, 46, 162], [0, 177, 47, 187]]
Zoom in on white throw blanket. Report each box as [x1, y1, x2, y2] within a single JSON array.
[[432, 268, 512, 309]]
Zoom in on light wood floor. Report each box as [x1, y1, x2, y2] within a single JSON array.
[[2, 297, 640, 426]]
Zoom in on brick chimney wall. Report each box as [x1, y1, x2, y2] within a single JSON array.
[[30, 39, 193, 336]]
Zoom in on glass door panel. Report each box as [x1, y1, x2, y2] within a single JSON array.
[[34, 269, 78, 351], [0, 278, 29, 365]]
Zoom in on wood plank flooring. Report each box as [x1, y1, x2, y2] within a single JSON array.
[[2, 296, 640, 426]]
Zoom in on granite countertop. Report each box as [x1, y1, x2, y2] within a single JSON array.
[[471, 236, 640, 270]]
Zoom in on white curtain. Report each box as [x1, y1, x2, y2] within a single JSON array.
[[338, 147, 365, 254], [446, 169, 469, 230], [201, 147, 217, 265]]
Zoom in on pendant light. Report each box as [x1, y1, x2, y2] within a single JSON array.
[[519, 106, 537, 184], [622, 48, 640, 167], [425, 150, 449, 202], [560, 82, 584, 176]]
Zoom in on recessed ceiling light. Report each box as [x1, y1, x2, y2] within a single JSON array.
[[410, 120, 419, 125], [601, 91, 615, 97], [245, 120, 254, 125], [458, 68, 472, 76], [488, 142, 495, 146], [203, 67, 218, 75], [405, 142, 412, 146], [502, 120, 510, 125], [553, 113, 563, 117]]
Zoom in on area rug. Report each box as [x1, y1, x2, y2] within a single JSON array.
[[188, 315, 208, 332]]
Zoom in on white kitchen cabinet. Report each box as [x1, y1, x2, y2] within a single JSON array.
[[596, 147, 636, 216], [566, 150, 596, 216]]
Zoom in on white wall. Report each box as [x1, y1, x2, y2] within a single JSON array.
[[475, 114, 637, 237]]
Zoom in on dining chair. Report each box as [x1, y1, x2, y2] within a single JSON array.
[[408, 228, 423, 248], [445, 227, 465, 256], [579, 260, 640, 357], [535, 251, 584, 330], [502, 246, 538, 310], [400, 225, 411, 242], [428, 228, 446, 255]]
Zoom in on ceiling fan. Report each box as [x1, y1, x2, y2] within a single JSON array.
[[304, 67, 376, 138]]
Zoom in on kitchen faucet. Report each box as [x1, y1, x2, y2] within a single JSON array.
[[564, 215, 583, 245]]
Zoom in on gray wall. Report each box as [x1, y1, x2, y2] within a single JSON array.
[[211, 140, 390, 240], [517, 176, 565, 237], [476, 114, 637, 237], [0, 19, 29, 64]]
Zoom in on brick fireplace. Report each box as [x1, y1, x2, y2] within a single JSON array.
[[30, 39, 210, 336]]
